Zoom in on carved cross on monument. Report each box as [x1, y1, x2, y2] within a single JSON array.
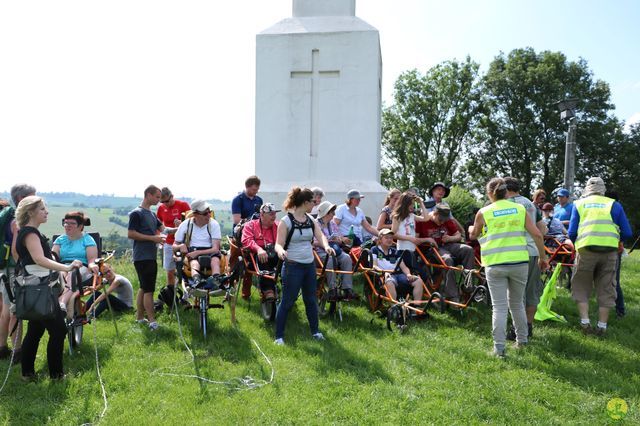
[[290, 49, 340, 158]]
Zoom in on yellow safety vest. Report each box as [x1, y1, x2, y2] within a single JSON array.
[[575, 195, 618, 250], [479, 199, 528, 267]]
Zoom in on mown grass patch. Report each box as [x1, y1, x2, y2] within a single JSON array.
[[1, 254, 638, 424]]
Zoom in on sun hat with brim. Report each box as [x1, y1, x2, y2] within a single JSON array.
[[429, 182, 450, 198], [379, 228, 394, 236], [346, 189, 364, 199], [191, 199, 212, 213], [317, 201, 337, 218]]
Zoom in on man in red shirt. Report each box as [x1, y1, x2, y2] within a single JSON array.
[[416, 203, 475, 303], [241, 203, 280, 300], [156, 187, 191, 286]]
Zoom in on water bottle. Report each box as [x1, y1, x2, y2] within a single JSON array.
[[348, 225, 355, 246]]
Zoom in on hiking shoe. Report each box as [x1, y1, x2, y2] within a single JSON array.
[[490, 348, 506, 359], [136, 318, 149, 325], [21, 373, 38, 383], [149, 321, 159, 331], [327, 288, 339, 301], [342, 288, 357, 300], [312, 332, 325, 341], [506, 326, 516, 341], [274, 338, 285, 346], [580, 323, 595, 336], [594, 326, 606, 337], [514, 342, 527, 350]]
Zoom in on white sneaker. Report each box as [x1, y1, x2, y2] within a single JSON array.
[[149, 321, 159, 331], [312, 332, 325, 341], [136, 319, 149, 325], [274, 338, 285, 346]]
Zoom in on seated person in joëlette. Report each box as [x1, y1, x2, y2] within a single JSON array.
[[371, 229, 424, 303], [173, 200, 222, 289], [416, 203, 475, 303], [85, 263, 134, 318], [52, 211, 99, 317], [541, 202, 574, 249], [313, 201, 355, 300], [241, 203, 280, 300]]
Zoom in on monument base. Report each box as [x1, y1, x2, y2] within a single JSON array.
[[259, 180, 388, 221]]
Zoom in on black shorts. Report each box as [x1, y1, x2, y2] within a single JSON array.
[[134, 259, 157, 293], [188, 247, 221, 258]]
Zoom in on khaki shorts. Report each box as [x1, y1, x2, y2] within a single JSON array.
[[571, 249, 617, 308], [524, 256, 543, 308]]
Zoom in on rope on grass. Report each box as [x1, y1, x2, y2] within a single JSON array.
[[0, 322, 22, 396], [79, 287, 109, 426], [152, 291, 274, 391]]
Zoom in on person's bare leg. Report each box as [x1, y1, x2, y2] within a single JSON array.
[[0, 306, 9, 349], [385, 281, 397, 300], [136, 290, 145, 320], [598, 306, 610, 324], [577, 301, 589, 321], [144, 292, 156, 323], [211, 257, 221, 275], [412, 279, 424, 302], [167, 270, 176, 286]]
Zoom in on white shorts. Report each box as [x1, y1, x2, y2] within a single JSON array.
[[163, 244, 176, 271]]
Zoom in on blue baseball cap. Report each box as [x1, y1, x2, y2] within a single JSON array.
[[557, 189, 570, 197]]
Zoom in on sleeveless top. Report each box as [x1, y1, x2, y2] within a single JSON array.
[[16, 226, 52, 266], [282, 214, 315, 264]]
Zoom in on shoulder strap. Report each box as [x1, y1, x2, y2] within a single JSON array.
[[185, 219, 194, 247], [283, 213, 296, 251]]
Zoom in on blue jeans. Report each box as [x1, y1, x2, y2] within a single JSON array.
[[275, 261, 319, 340], [86, 292, 131, 318]]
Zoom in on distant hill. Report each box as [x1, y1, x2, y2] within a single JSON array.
[[0, 192, 233, 249], [0, 191, 229, 210]]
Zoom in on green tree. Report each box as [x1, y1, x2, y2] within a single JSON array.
[[466, 48, 616, 197], [381, 57, 482, 191]]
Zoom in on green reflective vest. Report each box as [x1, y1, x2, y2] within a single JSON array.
[[479, 199, 528, 267], [574, 195, 618, 250]]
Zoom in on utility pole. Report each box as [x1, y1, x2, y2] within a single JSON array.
[[555, 98, 579, 196]]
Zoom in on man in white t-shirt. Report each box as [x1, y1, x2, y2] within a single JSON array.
[[173, 200, 222, 286]]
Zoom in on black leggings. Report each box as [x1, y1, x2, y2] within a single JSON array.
[[21, 311, 67, 378]]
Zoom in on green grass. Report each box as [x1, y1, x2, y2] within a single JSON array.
[[1, 254, 639, 425]]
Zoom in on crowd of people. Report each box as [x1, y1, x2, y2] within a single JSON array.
[[0, 173, 634, 380]]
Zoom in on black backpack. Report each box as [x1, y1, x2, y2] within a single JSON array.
[[157, 285, 184, 309], [0, 206, 15, 269]]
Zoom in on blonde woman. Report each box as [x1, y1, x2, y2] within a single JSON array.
[[15, 196, 81, 381]]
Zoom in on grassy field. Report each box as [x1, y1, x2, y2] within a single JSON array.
[[0, 253, 638, 425]]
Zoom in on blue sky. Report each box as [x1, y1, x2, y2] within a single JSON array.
[[1, 0, 638, 200]]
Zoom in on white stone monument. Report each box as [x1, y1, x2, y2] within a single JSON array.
[[255, 0, 388, 219]]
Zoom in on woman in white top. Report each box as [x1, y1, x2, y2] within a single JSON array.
[[333, 189, 380, 247], [391, 192, 430, 268]]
